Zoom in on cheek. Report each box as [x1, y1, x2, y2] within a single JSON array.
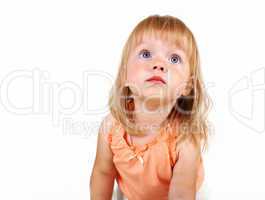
[[126, 62, 146, 83], [168, 68, 190, 93]]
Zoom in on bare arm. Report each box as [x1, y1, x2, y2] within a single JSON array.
[[90, 114, 118, 200], [168, 139, 204, 200]]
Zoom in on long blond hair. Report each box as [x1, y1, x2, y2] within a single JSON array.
[[108, 14, 213, 152]]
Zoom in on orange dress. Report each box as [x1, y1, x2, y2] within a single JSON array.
[[107, 123, 203, 200]]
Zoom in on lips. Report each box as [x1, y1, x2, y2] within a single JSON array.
[[146, 75, 166, 84]]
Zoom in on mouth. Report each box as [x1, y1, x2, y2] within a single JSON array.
[[145, 75, 166, 84]]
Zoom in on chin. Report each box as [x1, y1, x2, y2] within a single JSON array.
[[141, 87, 169, 99]]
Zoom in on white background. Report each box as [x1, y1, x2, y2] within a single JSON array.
[[0, 0, 265, 199]]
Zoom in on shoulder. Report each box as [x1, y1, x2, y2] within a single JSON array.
[[99, 113, 117, 143], [170, 138, 204, 191], [174, 138, 202, 175], [99, 113, 116, 131], [92, 113, 118, 175], [176, 138, 201, 162]]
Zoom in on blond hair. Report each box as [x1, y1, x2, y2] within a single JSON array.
[[108, 14, 213, 152]]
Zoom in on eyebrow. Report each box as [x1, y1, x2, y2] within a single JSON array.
[[133, 42, 187, 59], [171, 48, 187, 59], [132, 42, 148, 51]]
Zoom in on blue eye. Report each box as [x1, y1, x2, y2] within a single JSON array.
[[170, 54, 181, 64], [139, 49, 151, 59]]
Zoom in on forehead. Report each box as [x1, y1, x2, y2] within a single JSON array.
[[135, 36, 183, 52], [130, 30, 190, 56]]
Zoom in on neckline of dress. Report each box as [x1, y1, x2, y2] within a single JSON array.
[[122, 128, 167, 152]]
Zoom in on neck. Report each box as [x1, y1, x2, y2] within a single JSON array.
[[133, 96, 175, 134]]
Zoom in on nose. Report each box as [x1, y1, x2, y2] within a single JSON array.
[[152, 65, 167, 73]]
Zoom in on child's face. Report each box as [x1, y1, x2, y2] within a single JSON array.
[[126, 34, 191, 101]]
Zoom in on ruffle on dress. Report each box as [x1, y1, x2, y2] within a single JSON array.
[[107, 123, 179, 168]]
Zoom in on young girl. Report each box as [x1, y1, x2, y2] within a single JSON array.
[[90, 14, 212, 200]]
